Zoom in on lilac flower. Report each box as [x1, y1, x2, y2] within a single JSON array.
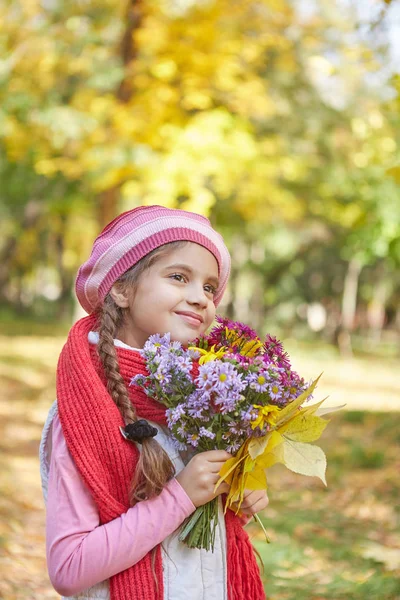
[[169, 340, 183, 351], [186, 390, 212, 420], [171, 438, 188, 452], [188, 348, 201, 360], [166, 405, 186, 426], [214, 392, 238, 414], [188, 433, 200, 447], [228, 421, 243, 436], [143, 333, 171, 355], [171, 353, 193, 374], [199, 427, 216, 440], [176, 424, 188, 437], [245, 371, 270, 393], [240, 407, 254, 423], [226, 441, 242, 453], [155, 366, 172, 384], [130, 374, 147, 387], [269, 382, 282, 401], [197, 362, 245, 395]]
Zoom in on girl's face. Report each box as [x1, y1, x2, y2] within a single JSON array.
[[111, 242, 219, 348]]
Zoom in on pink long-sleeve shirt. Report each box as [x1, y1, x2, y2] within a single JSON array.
[[46, 413, 196, 597]]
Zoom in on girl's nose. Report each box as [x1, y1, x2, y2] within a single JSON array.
[[186, 283, 208, 307]]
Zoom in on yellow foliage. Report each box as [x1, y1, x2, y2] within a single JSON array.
[[217, 376, 333, 513]]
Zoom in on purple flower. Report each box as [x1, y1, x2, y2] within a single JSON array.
[[226, 441, 242, 453], [214, 391, 239, 414], [171, 353, 193, 374], [143, 333, 171, 355], [263, 334, 292, 369], [245, 371, 270, 393], [188, 348, 201, 360], [197, 362, 245, 394], [130, 374, 147, 387], [166, 405, 186, 426], [240, 407, 254, 423], [269, 382, 282, 401], [171, 438, 188, 452], [199, 427, 216, 440]]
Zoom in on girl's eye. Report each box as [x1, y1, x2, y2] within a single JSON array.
[[204, 284, 216, 295], [170, 273, 186, 282], [169, 274, 216, 295]]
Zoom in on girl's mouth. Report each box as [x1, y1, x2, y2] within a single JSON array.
[[175, 312, 203, 327]]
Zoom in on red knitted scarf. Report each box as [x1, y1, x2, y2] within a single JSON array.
[[57, 315, 265, 600]]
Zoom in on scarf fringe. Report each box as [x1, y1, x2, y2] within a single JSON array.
[[226, 511, 266, 600]]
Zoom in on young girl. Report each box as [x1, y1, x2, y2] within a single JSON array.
[[40, 205, 268, 600]]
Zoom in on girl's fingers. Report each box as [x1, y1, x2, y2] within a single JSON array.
[[213, 482, 229, 496], [205, 450, 232, 462], [231, 490, 269, 514], [239, 499, 268, 515]]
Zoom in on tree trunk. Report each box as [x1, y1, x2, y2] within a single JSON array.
[[54, 220, 75, 320], [96, 0, 143, 228], [0, 200, 44, 301], [338, 258, 362, 356], [367, 264, 387, 345]]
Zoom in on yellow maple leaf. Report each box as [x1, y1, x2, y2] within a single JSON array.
[[245, 464, 268, 490], [249, 429, 283, 460], [214, 441, 248, 490], [279, 411, 329, 443], [273, 438, 327, 485]]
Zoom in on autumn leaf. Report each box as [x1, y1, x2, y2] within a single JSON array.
[[275, 374, 322, 428], [314, 404, 347, 417], [245, 465, 268, 490], [214, 442, 248, 491], [279, 411, 329, 443], [248, 429, 283, 460], [273, 439, 327, 485]]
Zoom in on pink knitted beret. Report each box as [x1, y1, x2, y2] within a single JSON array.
[[75, 205, 231, 313]]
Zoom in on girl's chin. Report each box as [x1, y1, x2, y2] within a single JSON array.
[[170, 332, 199, 347]]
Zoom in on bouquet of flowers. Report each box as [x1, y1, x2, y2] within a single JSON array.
[[131, 316, 340, 551]]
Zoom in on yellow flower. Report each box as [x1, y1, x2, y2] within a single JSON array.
[[188, 344, 227, 365], [251, 404, 281, 430], [224, 327, 263, 357], [239, 338, 263, 357]]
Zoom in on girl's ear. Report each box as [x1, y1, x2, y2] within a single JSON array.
[[109, 284, 130, 308]]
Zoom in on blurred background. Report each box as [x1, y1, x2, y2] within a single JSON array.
[[0, 0, 399, 598]]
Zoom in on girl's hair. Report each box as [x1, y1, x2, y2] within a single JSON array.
[[96, 241, 187, 505]]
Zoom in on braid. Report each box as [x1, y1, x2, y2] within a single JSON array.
[[97, 296, 136, 424]]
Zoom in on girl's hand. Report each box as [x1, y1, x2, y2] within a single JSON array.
[[176, 450, 231, 508], [231, 489, 269, 516]]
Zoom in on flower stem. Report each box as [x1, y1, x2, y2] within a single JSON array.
[[179, 498, 219, 551], [253, 513, 271, 543]]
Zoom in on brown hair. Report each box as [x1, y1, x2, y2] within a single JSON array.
[[96, 241, 187, 505]]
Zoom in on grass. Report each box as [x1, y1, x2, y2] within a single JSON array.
[[250, 408, 400, 599], [0, 332, 399, 599]]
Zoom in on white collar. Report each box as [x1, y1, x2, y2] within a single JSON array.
[[88, 331, 141, 352]]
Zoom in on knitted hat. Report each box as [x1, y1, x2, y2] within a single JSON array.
[[76, 205, 231, 314]]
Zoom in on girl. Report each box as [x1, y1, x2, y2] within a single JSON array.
[[40, 205, 268, 600]]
